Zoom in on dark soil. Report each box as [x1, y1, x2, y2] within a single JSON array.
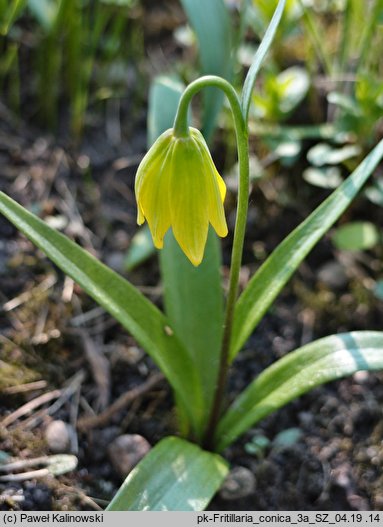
[[1, 1, 383, 513]]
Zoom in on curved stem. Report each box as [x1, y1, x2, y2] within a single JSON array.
[[173, 76, 249, 449]]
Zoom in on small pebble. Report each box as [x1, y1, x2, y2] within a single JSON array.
[[108, 434, 151, 478], [318, 261, 348, 289], [45, 420, 72, 453], [219, 466, 256, 500], [353, 371, 369, 383]]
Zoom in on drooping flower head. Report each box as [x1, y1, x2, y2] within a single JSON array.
[[135, 127, 228, 266]]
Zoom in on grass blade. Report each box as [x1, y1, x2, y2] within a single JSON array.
[[230, 138, 383, 360], [216, 331, 383, 451], [337, 0, 352, 72], [241, 0, 286, 122], [0, 0, 26, 35], [357, 0, 383, 72], [298, 0, 333, 76]]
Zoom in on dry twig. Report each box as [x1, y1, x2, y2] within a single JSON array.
[[2, 275, 57, 312], [77, 372, 164, 431], [2, 372, 85, 429], [2, 380, 48, 395], [2, 390, 62, 427], [23, 372, 85, 430]]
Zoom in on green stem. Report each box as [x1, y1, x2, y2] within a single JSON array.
[[173, 76, 249, 449]]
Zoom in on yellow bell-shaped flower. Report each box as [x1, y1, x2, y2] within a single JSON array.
[[135, 127, 228, 266]]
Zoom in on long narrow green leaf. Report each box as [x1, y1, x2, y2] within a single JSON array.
[[216, 331, 383, 451], [337, 0, 365, 73], [357, 0, 383, 72], [180, 0, 232, 139], [230, 138, 383, 360], [160, 229, 224, 415], [0, 192, 204, 434], [241, 0, 286, 121], [298, 0, 333, 76], [106, 436, 228, 511], [337, 0, 353, 72], [0, 0, 27, 35]]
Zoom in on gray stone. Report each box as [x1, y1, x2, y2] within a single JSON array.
[[108, 434, 151, 478], [318, 261, 348, 289], [45, 420, 72, 453], [219, 466, 256, 500]]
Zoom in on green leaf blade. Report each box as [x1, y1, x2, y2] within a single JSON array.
[[1, 0, 27, 35], [0, 192, 205, 435], [241, 0, 286, 121], [230, 138, 383, 360], [332, 221, 380, 251], [106, 437, 228, 511], [180, 0, 232, 138], [27, 0, 58, 30], [216, 331, 383, 451], [160, 229, 224, 414]]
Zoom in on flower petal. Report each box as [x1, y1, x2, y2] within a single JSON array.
[[137, 202, 145, 225], [135, 129, 173, 198], [169, 139, 209, 266], [134, 126, 228, 265], [136, 139, 174, 248], [195, 141, 228, 238], [190, 128, 226, 197]]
